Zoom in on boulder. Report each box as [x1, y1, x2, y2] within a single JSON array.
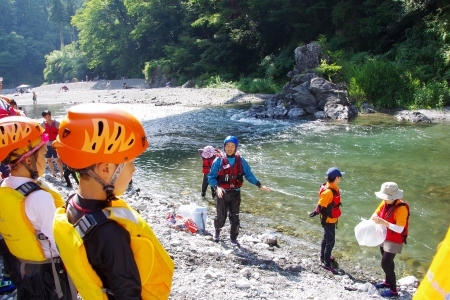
[[294, 42, 330, 74]]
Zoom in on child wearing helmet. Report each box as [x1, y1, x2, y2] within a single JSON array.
[[0, 116, 73, 299], [52, 103, 174, 300], [208, 136, 271, 246]]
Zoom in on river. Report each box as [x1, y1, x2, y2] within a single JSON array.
[[24, 101, 450, 279]]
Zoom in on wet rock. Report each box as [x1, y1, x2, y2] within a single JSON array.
[[395, 111, 431, 123]]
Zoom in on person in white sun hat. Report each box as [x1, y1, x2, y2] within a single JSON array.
[[371, 182, 410, 298], [198, 145, 220, 198]]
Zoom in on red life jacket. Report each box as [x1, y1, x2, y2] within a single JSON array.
[[217, 153, 243, 190], [318, 184, 342, 221], [379, 200, 409, 244], [0, 99, 16, 119], [201, 149, 221, 174], [44, 121, 58, 141]]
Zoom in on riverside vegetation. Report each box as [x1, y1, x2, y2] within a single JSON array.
[[1, 1, 450, 112]]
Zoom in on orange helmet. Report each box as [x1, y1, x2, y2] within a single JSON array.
[[53, 103, 148, 169], [0, 116, 47, 163]]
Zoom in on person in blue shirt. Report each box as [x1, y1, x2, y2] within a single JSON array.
[[208, 136, 271, 246]]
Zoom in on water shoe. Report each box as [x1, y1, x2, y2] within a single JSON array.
[[380, 289, 398, 298], [230, 239, 240, 247], [0, 280, 16, 294], [213, 229, 220, 242], [375, 282, 391, 289]]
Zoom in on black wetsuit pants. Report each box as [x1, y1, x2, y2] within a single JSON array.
[[16, 259, 73, 300], [0, 238, 21, 284], [201, 173, 216, 198], [380, 247, 397, 292], [63, 168, 79, 187], [214, 189, 241, 240], [321, 223, 336, 267]]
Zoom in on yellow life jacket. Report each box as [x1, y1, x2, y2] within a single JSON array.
[[53, 198, 174, 300], [0, 182, 64, 261], [413, 226, 450, 300]]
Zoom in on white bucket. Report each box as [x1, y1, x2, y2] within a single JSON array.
[[178, 203, 207, 230]]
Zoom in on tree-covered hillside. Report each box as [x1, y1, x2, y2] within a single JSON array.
[[1, 0, 450, 109]]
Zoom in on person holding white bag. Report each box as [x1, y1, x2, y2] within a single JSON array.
[[371, 182, 410, 298]]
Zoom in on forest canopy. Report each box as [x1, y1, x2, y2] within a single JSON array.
[[1, 0, 450, 109]]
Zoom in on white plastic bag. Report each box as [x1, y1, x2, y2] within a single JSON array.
[[354, 219, 387, 247]]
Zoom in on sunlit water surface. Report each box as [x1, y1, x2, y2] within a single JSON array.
[[23, 102, 450, 279]]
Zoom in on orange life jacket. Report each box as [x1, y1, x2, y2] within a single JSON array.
[[318, 184, 342, 224]]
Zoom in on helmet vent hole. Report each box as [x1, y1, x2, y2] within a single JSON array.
[[97, 121, 104, 136], [128, 139, 134, 146], [108, 144, 113, 151], [92, 143, 96, 151], [0, 126, 4, 134], [116, 126, 122, 140], [62, 128, 71, 138]]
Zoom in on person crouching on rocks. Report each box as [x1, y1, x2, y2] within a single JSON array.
[[372, 182, 410, 298], [52, 103, 174, 299], [0, 116, 73, 299], [208, 135, 271, 247]]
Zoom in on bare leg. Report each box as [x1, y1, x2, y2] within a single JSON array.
[[47, 158, 56, 176], [55, 158, 64, 178]]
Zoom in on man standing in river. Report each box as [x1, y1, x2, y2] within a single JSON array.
[[208, 136, 271, 247]]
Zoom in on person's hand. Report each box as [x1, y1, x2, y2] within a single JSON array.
[[216, 187, 225, 198], [259, 186, 271, 192], [372, 215, 388, 226]]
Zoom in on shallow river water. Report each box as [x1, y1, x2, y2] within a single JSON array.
[[24, 102, 450, 279]]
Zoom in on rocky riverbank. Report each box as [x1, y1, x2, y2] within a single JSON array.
[[0, 80, 426, 300], [0, 172, 420, 300]]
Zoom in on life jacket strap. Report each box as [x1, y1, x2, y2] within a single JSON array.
[[15, 181, 41, 197], [75, 209, 111, 240]]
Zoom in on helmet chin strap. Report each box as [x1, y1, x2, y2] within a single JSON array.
[[87, 163, 126, 201], [19, 145, 39, 180]]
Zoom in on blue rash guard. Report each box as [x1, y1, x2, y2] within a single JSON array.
[[208, 155, 260, 191]]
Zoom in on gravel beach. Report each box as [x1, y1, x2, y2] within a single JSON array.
[[0, 80, 420, 300]]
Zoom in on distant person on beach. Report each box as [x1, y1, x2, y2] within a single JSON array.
[[310, 167, 344, 274], [371, 182, 410, 298], [40, 110, 64, 178], [52, 103, 174, 299], [32, 91, 37, 104], [198, 145, 220, 198], [0, 117, 73, 299], [107, 81, 110, 91], [123, 82, 128, 89], [208, 136, 271, 247], [60, 86, 69, 92]]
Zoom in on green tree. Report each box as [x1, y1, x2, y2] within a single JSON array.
[[44, 43, 87, 83], [49, 0, 68, 49]]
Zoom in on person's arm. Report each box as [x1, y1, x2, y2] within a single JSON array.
[[241, 157, 271, 191], [85, 222, 141, 299], [317, 189, 332, 210], [25, 190, 59, 255], [372, 205, 407, 233], [207, 157, 221, 189]]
